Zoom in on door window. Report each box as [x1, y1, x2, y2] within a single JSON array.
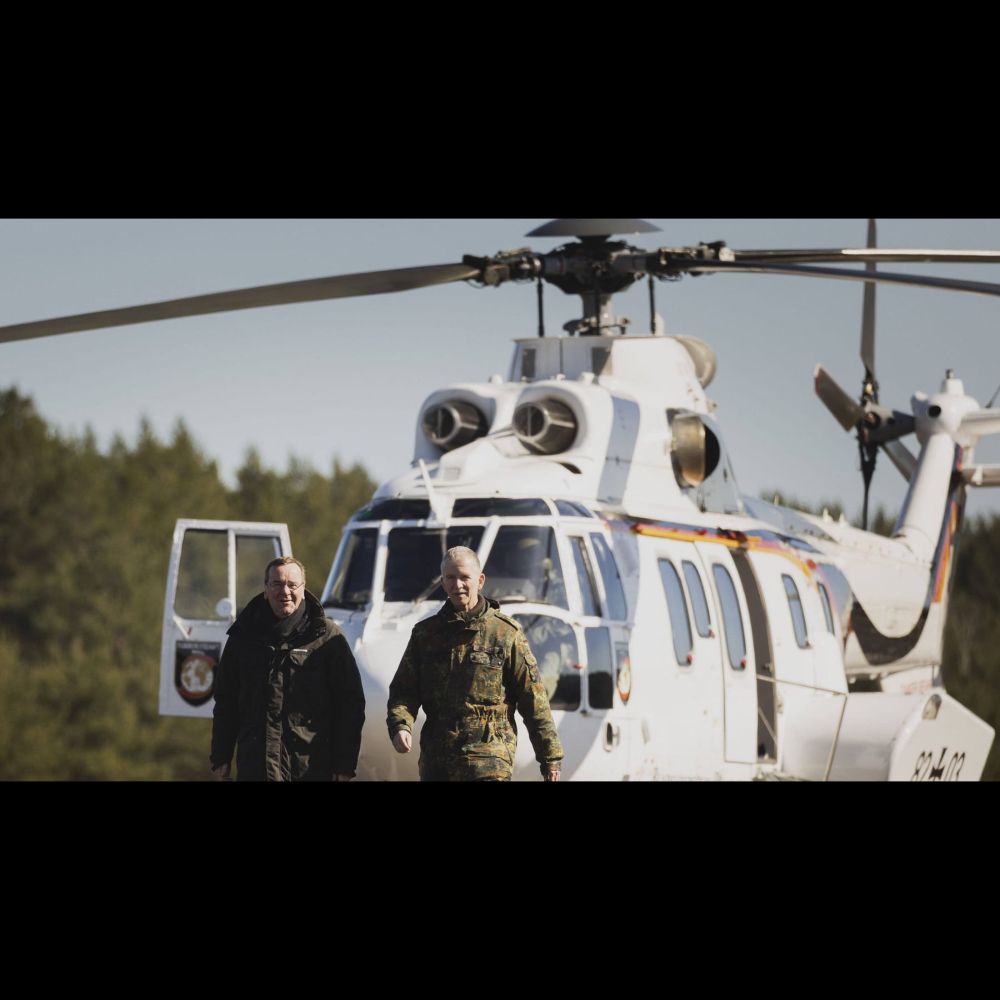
[[514, 613, 580, 710], [585, 627, 614, 709], [682, 560, 712, 638], [817, 582, 836, 635], [782, 574, 810, 648], [236, 534, 282, 613], [658, 559, 693, 666], [712, 564, 747, 670], [175, 529, 228, 620]]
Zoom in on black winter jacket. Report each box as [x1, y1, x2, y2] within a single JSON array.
[[210, 591, 365, 781]]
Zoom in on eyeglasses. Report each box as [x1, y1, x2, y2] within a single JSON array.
[[266, 580, 304, 591]]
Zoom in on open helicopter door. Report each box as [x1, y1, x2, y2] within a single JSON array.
[[159, 519, 292, 718]]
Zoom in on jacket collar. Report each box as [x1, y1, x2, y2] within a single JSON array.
[[228, 589, 329, 644], [435, 596, 498, 626]]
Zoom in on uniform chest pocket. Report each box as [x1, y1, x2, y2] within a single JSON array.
[[467, 646, 506, 704]]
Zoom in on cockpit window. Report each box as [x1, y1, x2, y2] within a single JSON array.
[[570, 537, 600, 617], [383, 526, 485, 602], [354, 499, 431, 522], [555, 500, 595, 518], [590, 534, 628, 620], [324, 529, 378, 610], [451, 497, 551, 517], [482, 525, 568, 608]]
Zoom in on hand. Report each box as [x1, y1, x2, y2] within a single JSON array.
[[543, 768, 560, 782], [332, 773, 354, 782], [392, 731, 412, 754], [211, 762, 231, 781]]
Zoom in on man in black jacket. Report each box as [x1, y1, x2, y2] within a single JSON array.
[[210, 556, 365, 781]]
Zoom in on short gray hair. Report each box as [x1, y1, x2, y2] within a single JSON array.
[[441, 546, 481, 574], [265, 556, 306, 586]]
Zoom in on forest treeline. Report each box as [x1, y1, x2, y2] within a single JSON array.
[[0, 388, 375, 779], [2, 388, 999, 780]]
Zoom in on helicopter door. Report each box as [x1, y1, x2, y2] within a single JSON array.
[[729, 549, 777, 762], [159, 518, 291, 718], [696, 543, 758, 767]]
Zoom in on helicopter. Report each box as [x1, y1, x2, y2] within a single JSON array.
[[2, 218, 999, 781]]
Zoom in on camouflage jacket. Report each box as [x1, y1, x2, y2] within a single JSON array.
[[387, 598, 563, 777], [211, 591, 365, 781]]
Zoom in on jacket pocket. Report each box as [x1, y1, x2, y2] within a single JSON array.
[[287, 713, 317, 744], [458, 736, 514, 780], [468, 664, 504, 704]]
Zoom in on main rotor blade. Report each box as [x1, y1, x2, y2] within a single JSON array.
[[815, 365, 865, 430], [731, 248, 1000, 265], [860, 219, 877, 383], [675, 260, 1000, 298], [0, 263, 481, 345]]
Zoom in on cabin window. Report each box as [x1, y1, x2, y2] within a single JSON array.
[[482, 526, 568, 608], [383, 526, 485, 602], [682, 560, 712, 638], [452, 497, 550, 517], [324, 529, 379, 610], [783, 574, 810, 648], [585, 628, 614, 709], [712, 564, 747, 670], [514, 614, 580, 710], [817, 582, 836, 635], [175, 529, 228, 620], [590, 533, 628, 620], [658, 559, 693, 666], [570, 537, 601, 616]]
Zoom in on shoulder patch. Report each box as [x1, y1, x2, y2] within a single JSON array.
[[493, 611, 523, 631]]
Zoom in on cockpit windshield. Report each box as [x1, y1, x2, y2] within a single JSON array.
[[482, 525, 568, 609], [326, 507, 576, 613], [324, 529, 378, 610], [384, 526, 485, 602]]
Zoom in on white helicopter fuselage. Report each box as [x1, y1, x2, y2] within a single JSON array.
[[160, 331, 996, 781], [316, 333, 994, 781]]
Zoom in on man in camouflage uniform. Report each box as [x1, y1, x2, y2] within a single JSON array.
[[387, 546, 563, 781]]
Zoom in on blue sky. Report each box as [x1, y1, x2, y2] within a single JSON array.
[[1, 218, 998, 523]]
